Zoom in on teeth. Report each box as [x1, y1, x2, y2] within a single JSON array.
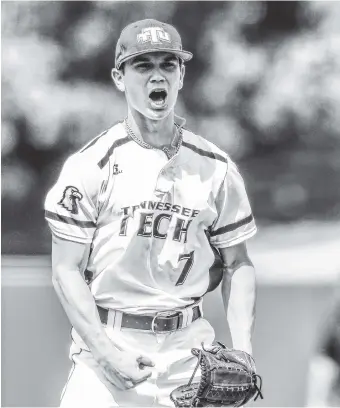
[[150, 90, 166, 106]]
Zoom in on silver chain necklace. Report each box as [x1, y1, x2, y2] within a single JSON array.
[[123, 118, 183, 159]]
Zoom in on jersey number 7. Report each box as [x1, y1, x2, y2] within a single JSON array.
[[175, 251, 194, 286]]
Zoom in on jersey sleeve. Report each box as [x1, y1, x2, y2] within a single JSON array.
[[209, 159, 257, 248], [44, 155, 99, 244]]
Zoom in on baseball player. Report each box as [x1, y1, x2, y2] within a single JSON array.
[[44, 19, 258, 407]]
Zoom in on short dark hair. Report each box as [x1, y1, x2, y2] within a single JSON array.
[[118, 63, 125, 74]]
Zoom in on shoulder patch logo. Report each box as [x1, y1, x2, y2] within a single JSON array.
[[58, 186, 83, 214]]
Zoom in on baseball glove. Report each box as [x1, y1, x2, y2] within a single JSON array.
[[170, 342, 263, 407]]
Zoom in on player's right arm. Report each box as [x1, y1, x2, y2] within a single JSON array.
[[45, 152, 154, 390], [51, 235, 154, 390]]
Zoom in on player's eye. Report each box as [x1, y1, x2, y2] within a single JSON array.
[[162, 61, 177, 70], [135, 62, 153, 71]]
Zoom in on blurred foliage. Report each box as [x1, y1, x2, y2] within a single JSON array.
[[2, 1, 340, 254]]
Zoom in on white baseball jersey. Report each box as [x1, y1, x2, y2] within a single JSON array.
[[44, 118, 256, 313]]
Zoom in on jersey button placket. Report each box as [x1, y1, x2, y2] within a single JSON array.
[[154, 155, 178, 199]]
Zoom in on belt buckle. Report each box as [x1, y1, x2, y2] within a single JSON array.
[[151, 310, 183, 334]]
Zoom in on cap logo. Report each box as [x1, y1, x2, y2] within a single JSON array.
[[137, 27, 171, 44]]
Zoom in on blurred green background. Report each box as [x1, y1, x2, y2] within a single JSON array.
[[2, 1, 340, 254]]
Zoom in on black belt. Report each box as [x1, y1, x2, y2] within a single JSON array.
[[97, 305, 202, 333]]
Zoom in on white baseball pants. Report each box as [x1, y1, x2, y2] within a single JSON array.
[[59, 317, 215, 407]]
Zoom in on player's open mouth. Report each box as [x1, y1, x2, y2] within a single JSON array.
[[149, 89, 168, 108]]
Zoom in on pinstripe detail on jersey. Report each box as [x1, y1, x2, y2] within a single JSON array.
[[97, 137, 131, 169], [45, 210, 96, 228], [79, 130, 109, 153], [182, 141, 228, 163], [210, 214, 254, 236]]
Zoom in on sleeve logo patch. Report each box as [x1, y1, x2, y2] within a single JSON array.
[[58, 186, 83, 214]]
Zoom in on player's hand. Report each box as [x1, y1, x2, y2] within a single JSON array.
[[99, 350, 155, 390]]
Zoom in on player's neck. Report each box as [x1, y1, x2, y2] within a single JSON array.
[[126, 109, 176, 149]]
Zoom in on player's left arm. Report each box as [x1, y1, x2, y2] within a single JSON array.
[[219, 243, 256, 355], [209, 158, 257, 355]]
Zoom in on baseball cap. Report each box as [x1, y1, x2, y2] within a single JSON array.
[[115, 19, 193, 69]]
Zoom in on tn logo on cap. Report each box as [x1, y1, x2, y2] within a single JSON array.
[[137, 27, 171, 44]]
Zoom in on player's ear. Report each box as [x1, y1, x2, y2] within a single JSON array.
[[179, 62, 185, 90], [111, 68, 125, 92]]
